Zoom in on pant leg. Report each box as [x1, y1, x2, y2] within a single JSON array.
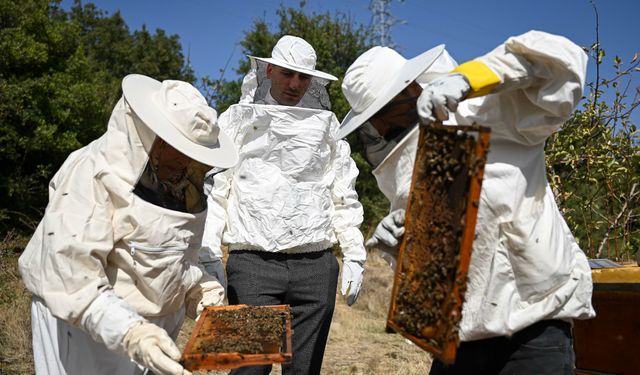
[[226, 251, 289, 375], [226, 251, 288, 307], [499, 320, 574, 375], [282, 250, 339, 375], [429, 336, 508, 375], [226, 250, 339, 375]]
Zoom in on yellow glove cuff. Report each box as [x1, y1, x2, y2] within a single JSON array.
[[452, 60, 501, 98]]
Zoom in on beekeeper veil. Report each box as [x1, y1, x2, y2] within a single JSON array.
[[121, 74, 238, 212], [239, 35, 336, 110], [339, 45, 457, 168]]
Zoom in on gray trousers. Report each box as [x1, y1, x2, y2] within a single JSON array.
[[226, 249, 339, 375]]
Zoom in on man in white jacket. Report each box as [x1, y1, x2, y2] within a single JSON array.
[[19, 74, 238, 375], [339, 31, 595, 374], [202, 35, 367, 375]]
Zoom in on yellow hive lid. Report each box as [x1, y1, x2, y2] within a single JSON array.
[[591, 265, 640, 284]]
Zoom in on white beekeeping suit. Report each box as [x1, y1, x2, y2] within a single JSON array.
[[18, 75, 237, 375], [201, 35, 366, 304], [340, 30, 595, 344], [203, 104, 365, 265]]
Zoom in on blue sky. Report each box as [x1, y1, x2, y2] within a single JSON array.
[[62, 0, 638, 117]]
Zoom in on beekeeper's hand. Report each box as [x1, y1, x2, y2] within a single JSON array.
[[365, 209, 406, 252], [185, 280, 225, 320], [417, 74, 470, 125], [199, 249, 227, 290], [122, 322, 191, 375], [207, 256, 227, 290], [341, 259, 364, 306]]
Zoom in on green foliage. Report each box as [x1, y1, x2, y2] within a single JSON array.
[[0, 0, 194, 233], [546, 48, 640, 260], [200, 3, 389, 235]]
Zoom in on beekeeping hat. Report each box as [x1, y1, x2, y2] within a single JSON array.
[[122, 74, 238, 168], [249, 35, 338, 81], [338, 45, 445, 139]]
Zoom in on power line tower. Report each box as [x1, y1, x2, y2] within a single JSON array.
[[369, 0, 406, 48]]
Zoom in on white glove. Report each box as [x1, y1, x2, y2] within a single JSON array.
[[185, 280, 225, 320], [122, 321, 191, 375], [365, 209, 406, 250], [199, 249, 227, 289], [340, 259, 364, 306], [417, 74, 470, 125], [365, 209, 406, 268]]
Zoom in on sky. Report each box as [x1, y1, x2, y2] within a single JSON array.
[[61, 0, 639, 116]]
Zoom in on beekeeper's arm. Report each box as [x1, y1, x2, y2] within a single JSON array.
[[182, 169, 231, 321], [330, 139, 367, 306], [198, 168, 233, 289], [418, 30, 587, 145], [198, 108, 242, 289], [19, 156, 190, 375]]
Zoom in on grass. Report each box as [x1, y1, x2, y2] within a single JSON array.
[[0, 231, 432, 375], [0, 232, 32, 375]]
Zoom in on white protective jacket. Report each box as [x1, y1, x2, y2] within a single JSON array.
[[202, 104, 366, 264], [373, 30, 595, 341], [19, 98, 216, 374]]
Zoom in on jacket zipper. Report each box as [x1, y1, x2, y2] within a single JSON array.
[[128, 241, 187, 256]]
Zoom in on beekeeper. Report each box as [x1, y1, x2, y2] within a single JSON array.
[[18, 74, 238, 375], [339, 31, 595, 374], [201, 35, 366, 375]]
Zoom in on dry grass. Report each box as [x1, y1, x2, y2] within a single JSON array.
[[321, 252, 433, 375], [0, 233, 33, 375], [1, 235, 432, 374]]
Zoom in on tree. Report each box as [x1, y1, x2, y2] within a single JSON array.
[[200, 3, 388, 235], [546, 45, 639, 260], [0, 0, 194, 234]]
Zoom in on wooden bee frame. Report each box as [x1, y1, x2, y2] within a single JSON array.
[[387, 123, 490, 364], [181, 304, 292, 371]]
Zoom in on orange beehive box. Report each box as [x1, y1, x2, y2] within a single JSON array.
[[181, 304, 292, 371], [387, 123, 490, 365], [574, 265, 640, 375]]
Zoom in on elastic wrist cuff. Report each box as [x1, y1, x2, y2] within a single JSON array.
[[452, 60, 501, 98], [80, 290, 145, 351]]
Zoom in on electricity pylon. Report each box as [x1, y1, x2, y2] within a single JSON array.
[[369, 0, 406, 48]]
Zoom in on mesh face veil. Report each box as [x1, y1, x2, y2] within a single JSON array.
[[248, 60, 332, 110]]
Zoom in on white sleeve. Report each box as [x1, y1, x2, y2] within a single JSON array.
[[18, 154, 116, 324], [457, 30, 587, 145], [80, 288, 145, 351], [330, 139, 367, 264], [201, 169, 233, 259]]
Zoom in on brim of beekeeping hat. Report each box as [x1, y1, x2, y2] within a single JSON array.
[[337, 45, 445, 139], [122, 74, 238, 168], [249, 56, 338, 81]]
